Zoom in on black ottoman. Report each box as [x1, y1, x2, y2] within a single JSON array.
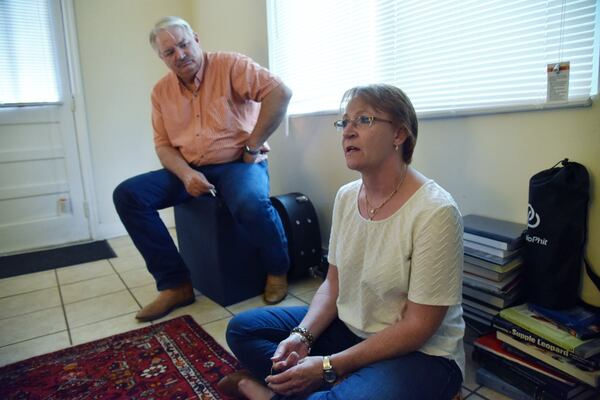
[[174, 196, 265, 307]]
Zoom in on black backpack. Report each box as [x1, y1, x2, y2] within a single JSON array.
[[524, 159, 600, 309]]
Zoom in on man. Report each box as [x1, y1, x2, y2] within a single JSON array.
[[113, 16, 292, 322]]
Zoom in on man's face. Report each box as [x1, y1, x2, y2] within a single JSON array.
[[155, 26, 203, 82]]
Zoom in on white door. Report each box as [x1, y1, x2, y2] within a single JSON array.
[[0, 0, 90, 254]]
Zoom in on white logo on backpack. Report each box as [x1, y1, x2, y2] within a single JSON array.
[[527, 204, 540, 228], [526, 204, 548, 245]]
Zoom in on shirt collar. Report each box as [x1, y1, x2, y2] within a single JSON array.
[[174, 52, 207, 94]]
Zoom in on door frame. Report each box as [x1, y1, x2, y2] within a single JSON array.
[[59, 0, 99, 240]]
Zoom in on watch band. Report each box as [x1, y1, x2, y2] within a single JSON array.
[[323, 355, 332, 370], [322, 355, 337, 384], [244, 145, 260, 155]]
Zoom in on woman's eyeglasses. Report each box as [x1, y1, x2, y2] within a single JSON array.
[[333, 115, 393, 132]]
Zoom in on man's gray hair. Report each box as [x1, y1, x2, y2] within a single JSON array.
[[149, 16, 194, 51]]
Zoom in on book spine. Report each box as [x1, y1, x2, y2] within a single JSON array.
[[464, 232, 510, 250], [463, 279, 503, 295], [464, 240, 513, 258], [500, 307, 600, 359], [475, 347, 575, 398], [463, 225, 519, 244], [463, 286, 505, 308], [464, 247, 517, 265], [463, 264, 502, 281], [493, 316, 598, 370], [497, 332, 599, 387]]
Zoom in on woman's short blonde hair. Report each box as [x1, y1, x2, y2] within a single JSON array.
[[340, 84, 418, 164]]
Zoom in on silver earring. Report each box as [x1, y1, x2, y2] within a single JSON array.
[[395, 144, 399, 151]]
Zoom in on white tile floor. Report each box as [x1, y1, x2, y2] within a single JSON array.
[[0, 231, 509, 399]]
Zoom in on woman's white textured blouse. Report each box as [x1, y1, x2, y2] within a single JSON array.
[[328, 179, 465, 376]]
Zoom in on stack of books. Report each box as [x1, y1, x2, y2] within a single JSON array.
[[461, 214, 526, 328], [473, 303, 600, 399]]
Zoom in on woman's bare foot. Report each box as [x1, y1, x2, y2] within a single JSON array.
[[238, 377, 275, 400]]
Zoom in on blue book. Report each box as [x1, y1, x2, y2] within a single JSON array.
[[529, 303, 600, 340], [463, 214, 526, 249]]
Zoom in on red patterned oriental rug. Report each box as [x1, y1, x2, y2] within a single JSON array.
[[0, 315, 240, 399]]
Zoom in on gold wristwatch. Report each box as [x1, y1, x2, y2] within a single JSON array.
[[322, 355, 337, 384]]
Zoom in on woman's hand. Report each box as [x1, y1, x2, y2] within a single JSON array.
[[270, 333, 310, 372], [266, 356, 324, 396]]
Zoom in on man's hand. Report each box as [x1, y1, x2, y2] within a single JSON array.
[[242, 142, 270, 164], [181, 169, 214, 197]]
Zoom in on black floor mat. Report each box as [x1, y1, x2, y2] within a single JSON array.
[[0, 241, 117, 279]]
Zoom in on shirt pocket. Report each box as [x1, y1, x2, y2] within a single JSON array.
[[207, 96, 242, 133]]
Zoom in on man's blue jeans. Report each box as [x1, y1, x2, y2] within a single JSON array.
[[113, 160, 289, 291], [227, 306, 463, 400]]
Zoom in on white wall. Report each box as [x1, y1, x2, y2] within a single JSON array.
[[74, 0, 193, 238], [191, 0, 269, 67], [74, 0, 600, 305]]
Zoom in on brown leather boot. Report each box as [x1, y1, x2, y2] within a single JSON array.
[[135, 281, 195, 322], [263, 274, 288, 304]]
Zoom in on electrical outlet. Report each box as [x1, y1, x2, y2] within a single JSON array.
[[58, 197, 72, 214]]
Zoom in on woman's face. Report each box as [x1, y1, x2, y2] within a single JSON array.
[[341, 97, 404, 172]]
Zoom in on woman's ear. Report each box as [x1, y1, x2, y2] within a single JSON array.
[[393, 127, 408, 148]]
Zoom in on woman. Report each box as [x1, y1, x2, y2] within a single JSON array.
[[219, 84, 464, 399]]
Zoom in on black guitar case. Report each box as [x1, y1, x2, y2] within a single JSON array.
[[270, 193, 322, 280]]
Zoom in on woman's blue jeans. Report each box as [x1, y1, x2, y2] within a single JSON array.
[[112, 160, 289, 291], [227, 306, 463, 400]]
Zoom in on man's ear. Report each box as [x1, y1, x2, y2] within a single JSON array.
[[194, 32, 201, 44]]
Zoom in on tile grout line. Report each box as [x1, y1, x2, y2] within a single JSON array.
[[108, 258, 144, 310], [0, 329, 69, 350], [55, 268, 74, 346]]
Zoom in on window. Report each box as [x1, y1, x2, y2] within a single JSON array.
[[0, 0, 61, 106], [267, 0, 598, 116]]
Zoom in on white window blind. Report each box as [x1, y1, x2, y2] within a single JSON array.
[[267, 0, 598, 116], [0, 0, 61, 106]]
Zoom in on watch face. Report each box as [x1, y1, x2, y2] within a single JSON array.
[[323, 368, 337, 383]]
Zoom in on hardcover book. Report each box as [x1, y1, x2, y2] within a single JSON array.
[[497, 331, 600, 387], [528, 303, 600, 340], [475, 350, 593, 399], [463, 304, 495, 324], [474, 333, 578, 386], [463, 261, 521, 282], [464, 253, 523, 269], [475, 367, 532, 400], [463, 285, 522, 309], [492, 314, 600, 371], [500, 304, 600, 359], [463, 214, 526, 245], [463, 296, 501, 316], [464, 271, 522, 293], [464, 246, 520, 265], [464, 239, 522, 258], [464, 230, 524, 251]]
